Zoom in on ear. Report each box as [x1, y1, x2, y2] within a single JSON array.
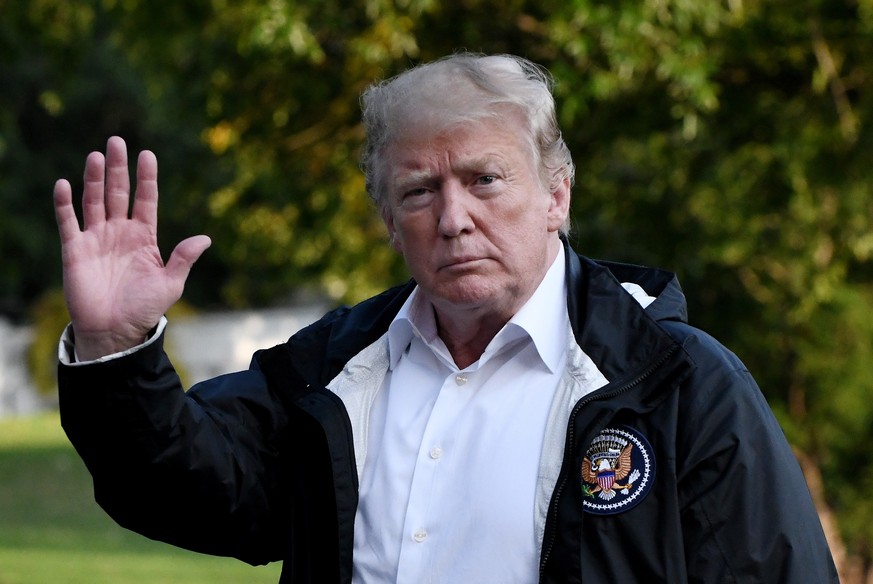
[[546, 176, 572, 233], [381, 206, 403, 254]]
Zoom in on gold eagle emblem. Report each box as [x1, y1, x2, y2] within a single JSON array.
[[581, 443, 636, 499]]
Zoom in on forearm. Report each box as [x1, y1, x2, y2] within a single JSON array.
[[58, 331, 289, 564]]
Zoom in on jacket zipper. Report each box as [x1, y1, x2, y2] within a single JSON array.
[[538, 345, 679, 583]]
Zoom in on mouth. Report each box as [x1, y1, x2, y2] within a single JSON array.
[[440, 256, 487, 270]]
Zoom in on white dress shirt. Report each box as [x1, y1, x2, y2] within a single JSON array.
[[352, 247, 570, 584]]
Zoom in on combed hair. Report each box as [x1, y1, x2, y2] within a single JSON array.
[[359, 53, 575, 228]]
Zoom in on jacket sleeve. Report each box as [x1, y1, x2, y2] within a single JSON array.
[[58, 328, 291, 566], [675, 331, 839, 583]]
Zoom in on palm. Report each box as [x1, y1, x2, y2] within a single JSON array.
[[54, 137, 210, 359], [63, 215, 176, 336]]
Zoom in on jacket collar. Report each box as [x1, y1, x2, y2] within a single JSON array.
[[277, 238, 690, 395], [562, 236, 689, 387]]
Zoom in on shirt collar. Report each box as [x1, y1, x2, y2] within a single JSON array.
[[387, 288, 438, 370], [500, 245, 568, 373], [387, 245, 569, 373]]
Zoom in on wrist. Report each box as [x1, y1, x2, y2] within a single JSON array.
[[71, 328, 151, 362]]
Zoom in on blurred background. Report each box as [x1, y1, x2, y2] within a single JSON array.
[[1, 0, 873, 581]]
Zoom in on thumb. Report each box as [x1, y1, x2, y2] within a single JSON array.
[[165, 235, 212, 284]]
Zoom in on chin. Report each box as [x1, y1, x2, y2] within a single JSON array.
[[429, 280, 507, 311]]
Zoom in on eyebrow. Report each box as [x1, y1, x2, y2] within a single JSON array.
[[391, 169, 437, 193], [389, 151, 511, 193], [464, 152, 514, 176]]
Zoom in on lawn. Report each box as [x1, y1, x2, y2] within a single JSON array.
[[0, 411, 282, 584]]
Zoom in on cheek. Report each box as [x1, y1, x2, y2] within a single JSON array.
[[389, 215, 431, 259], [496, 201, 550, 240]]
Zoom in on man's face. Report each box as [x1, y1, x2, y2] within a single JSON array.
[[381, 116, 570, 323]]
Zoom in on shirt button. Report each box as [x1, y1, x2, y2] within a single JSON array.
[[455, 373, 468, 386], [413, 529, 428, 543], [429, 446, 443, 460]]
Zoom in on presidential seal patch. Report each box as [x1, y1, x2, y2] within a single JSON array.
[[581, 426, 655, 515]]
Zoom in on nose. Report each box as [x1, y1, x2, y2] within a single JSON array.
[[437, 183, 475, 238]]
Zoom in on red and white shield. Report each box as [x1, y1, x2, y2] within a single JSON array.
[[597, 470, 615, 491]]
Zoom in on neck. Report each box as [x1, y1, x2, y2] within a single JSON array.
[[435, 310, 508, 369]]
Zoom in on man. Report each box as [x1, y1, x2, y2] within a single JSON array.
[[54, 53, 838, 583]]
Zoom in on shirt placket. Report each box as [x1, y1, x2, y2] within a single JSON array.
[[395, 366, 477, 581]]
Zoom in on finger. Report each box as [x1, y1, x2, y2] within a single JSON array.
[[105, 136, 131, 219], [165, 235, 212, 287], [82, 151, 106, 229], [53, 179, 81, 244], [131, 150, 159, 230]]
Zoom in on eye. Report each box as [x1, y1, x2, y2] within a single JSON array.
[[477, 175, 497, 185], [397, 186, 434, 209], [404, 187, 429, 198]]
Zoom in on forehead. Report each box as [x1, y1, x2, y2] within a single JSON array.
[[384, 117, 535, 178]]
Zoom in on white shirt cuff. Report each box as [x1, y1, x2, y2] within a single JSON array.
[[58, 316, 169, 366]]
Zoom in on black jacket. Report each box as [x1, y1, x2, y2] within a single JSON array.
[[59, 245, 838, 583]]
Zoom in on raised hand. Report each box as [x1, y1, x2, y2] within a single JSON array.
[[54, 136, 211, 361]]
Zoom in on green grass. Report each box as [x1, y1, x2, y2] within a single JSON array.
[[0, 412, 282, 584]]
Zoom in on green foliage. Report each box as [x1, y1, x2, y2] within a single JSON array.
[[26, 290, 68, 395], [4, 0, 873, 567], [789, 285, 873, 556]]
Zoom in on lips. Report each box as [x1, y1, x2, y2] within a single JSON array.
[[440, 256, 487, 270]]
